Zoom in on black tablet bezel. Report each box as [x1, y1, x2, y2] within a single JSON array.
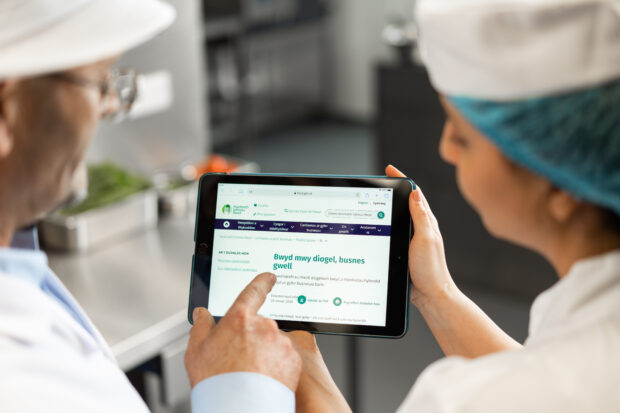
[[188, 173, 413, 338]]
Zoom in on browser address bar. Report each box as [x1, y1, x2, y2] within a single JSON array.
[[243, 188, 362, 199]]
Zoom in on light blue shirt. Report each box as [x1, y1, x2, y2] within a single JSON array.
[[191, 372, 295, 413], [1, 239, 294, 412], [0, 246, 97, 337]]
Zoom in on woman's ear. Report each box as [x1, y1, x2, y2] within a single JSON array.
[[547, 187, 580, 223], [0, 81, 16, 159]]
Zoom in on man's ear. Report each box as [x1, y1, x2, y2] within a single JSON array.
[[547, 187, 580, 224], [0, 80, 16, 159]]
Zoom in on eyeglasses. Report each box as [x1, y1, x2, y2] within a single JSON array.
[[50, 68, 138, 123]]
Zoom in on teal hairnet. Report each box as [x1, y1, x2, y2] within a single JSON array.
[[450, 81, 620, 216]]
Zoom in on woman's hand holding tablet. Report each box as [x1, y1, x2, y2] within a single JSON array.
[[188, 173, 414, 338], [385, 165, 456, 308]]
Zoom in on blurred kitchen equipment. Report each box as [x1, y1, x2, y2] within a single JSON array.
[[246, 0, 299, 25], [157, 181, 198, 219], [39, 190, 158, 253], [382, 16, 421, 66], [39, 163, 158, 252], [155, 154, 260, 218], [204, 0, 327, 151]]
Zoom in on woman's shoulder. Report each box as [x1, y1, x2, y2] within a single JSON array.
[[397, 326, 620, 413]]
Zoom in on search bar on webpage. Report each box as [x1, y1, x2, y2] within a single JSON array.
[[325, 209, 380, 219]]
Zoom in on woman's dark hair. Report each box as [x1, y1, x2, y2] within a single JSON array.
[[602, 208, 620, 235]]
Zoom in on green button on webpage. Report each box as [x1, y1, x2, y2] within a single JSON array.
[[297, 295, 307, 304], [333, 297, 342, 306]]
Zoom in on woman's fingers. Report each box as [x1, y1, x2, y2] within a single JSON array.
[[415, 188, 441, 236], [385, 164, 441, 236], [385, 164, 406, 178], [386, 164, 428, 226], [409, 190, 434, 234], [286, 330, 320, 354]]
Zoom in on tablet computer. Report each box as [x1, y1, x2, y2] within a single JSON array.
[[188, 173, 414, 338]]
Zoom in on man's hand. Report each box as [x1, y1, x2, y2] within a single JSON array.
[[287, 331, 352, 413], [184, 272, 302, 391]]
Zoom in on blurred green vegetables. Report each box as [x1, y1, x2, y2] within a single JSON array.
[[60, 162, 151, 216]]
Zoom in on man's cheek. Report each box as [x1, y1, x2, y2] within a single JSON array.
[[52, 161, 88, 213], [57, 85, 99, 145], [70, 161, 88, 204]]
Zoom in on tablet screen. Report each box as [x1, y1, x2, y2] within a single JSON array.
[[208, 183, 393, 327]]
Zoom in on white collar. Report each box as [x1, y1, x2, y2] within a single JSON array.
[[527, 249, 620, 344]]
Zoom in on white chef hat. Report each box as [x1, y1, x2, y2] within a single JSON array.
[[415, 0, 620, 216], [415, 0, 620, 100], [0, 0, 175, 80]]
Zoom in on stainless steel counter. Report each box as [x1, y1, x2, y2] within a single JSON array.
[[47, 215, 196, 371]]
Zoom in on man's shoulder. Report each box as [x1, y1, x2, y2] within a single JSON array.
[[0, 272, 149, 412], [0, 271, 98, 352], [0, 272, 58, 344]]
